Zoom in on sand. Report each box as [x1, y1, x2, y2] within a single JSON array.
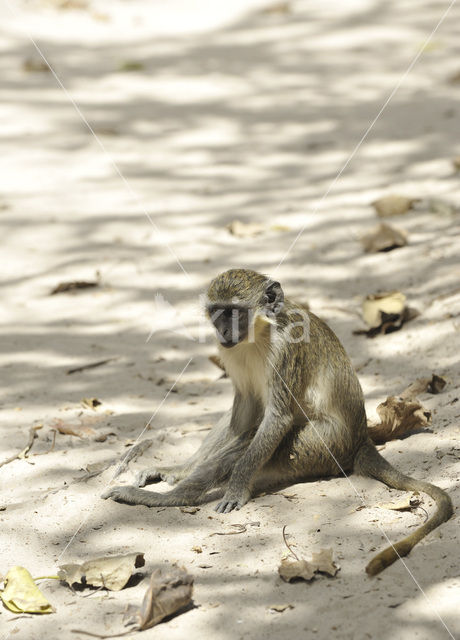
[[0, 1, 459, 639]]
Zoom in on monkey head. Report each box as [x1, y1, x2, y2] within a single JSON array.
[[205, 269, 284, 348]]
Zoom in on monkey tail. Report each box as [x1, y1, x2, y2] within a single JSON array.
[[354, 440, 453, 576]]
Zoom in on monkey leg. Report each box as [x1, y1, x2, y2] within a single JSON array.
[[134, 410, 234, 488], [103, 432, 250, 508]]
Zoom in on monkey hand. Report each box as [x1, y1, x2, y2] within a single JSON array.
[[135, 468, 179, 487], [215, 487, 251, 514], [101, 485, 148, 505]]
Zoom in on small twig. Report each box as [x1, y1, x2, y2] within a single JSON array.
[[209, 523, 248, 537], [66, 358, 118, 375], [71, 630, 133, 639], [0, 425, 42, 469], [282, 525, 300, 561], [113, 439, 153, 479]]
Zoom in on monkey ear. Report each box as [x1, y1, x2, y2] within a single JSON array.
[[264, 281, 284, 316]]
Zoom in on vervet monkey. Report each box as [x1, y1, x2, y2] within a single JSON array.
[[103, 269, 452, 575]]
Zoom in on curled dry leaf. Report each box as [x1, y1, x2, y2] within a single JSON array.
[[401, 374, 447, 399], [360, 223, 408, 253], [137, 565, 193, 630], [58, 552, 145, 591], [355, 291, 419, 337], [372, 195, 418, 217], [226, 220, 265, 237], [279, 548, 339, 583], [367, 396, 432, 444], [180, 506, 200, 514], [377, 492, 423, 511], [0, 566, 54, 614]]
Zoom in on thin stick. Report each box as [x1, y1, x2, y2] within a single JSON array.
[[282, 525, 299, 561], [112, 439, 153, 479], [66, 358, 117, 375], [0, 425, 42, 469]]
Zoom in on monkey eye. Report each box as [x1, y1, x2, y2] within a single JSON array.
[[265, 290, 276, 304]]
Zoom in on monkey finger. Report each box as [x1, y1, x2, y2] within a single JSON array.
[[135, 470, 160, 487]]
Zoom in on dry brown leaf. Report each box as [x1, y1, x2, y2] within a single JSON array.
[[137, 565, 193, 630], [367, 396, 432, 444], [310, 549, 340, 577], [81, 397, 102, 410], [180, 506, 200, 514], [226, 220, 264, 237], [50, 418, 97, 439], [360, 223, 408, 253], [355, 291, 419, 337], [363, 291, 406, 328], [377, 492, 422, 511], [278, 557, 316, 582], [58, 552, 145, 591], [401, 374, 447, 399], [372, 195, 418, 217], [278, 548, 339, 583], [50, 280, 98, 295]]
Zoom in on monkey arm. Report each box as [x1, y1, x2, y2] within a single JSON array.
[[215, 378, 296, 514]]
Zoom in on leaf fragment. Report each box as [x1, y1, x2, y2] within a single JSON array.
[[377, 492, 423, 511], [355, 291, 419, 337], [0, 566, 54, 614], [58, 553, 145, 591], [269, 603, 294, 613], [226, 220, 265, 237], [278, 548, 339, 583], [372, 195, 418, 217], [137, 565, 193, 630], [360, 223, 408, 253], [401, 374, 447, 399], [51, 280, 98, 295], [81, 397, 102, 410], [367, 396, 431, 444]]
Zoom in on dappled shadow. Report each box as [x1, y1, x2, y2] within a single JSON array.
[[1, 0, 459, 638]]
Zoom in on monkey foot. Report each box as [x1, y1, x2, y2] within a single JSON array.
[[101, 485, 144, 505], [215, 499, 242, 513]]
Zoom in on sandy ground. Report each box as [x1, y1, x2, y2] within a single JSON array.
[[1, 0, 460, 638]]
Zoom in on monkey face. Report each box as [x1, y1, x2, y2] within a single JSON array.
[[207, 305, 252, 348]]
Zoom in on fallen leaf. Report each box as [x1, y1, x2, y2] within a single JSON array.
[[360, 223, 408, 253], [58, 552, 145, 591], [269, 603, 294, 613], [226, 220, 264, 237], [355, 291, 419, 337], [401, 374, 447, 399], [310, 549, 340, 577], [191, 547, 202, 554], [367, 396, 432, 444], [362, 291, 406, 328], [50, 280, 99, 295], [372, 195, 418, 217], [50, 418, 97, 439], [279, 558, 316, 582], [180, 506, 200, 514], [137, 565, 193, 630], [377, 492, 422, 511], [22, 58, 50, 72], [0, 566, 54, 614], [81, 397, 102, 410], [453, 156, 460, 171]]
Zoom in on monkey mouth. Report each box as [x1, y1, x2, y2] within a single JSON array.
[[219, 339, 238, 349]]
